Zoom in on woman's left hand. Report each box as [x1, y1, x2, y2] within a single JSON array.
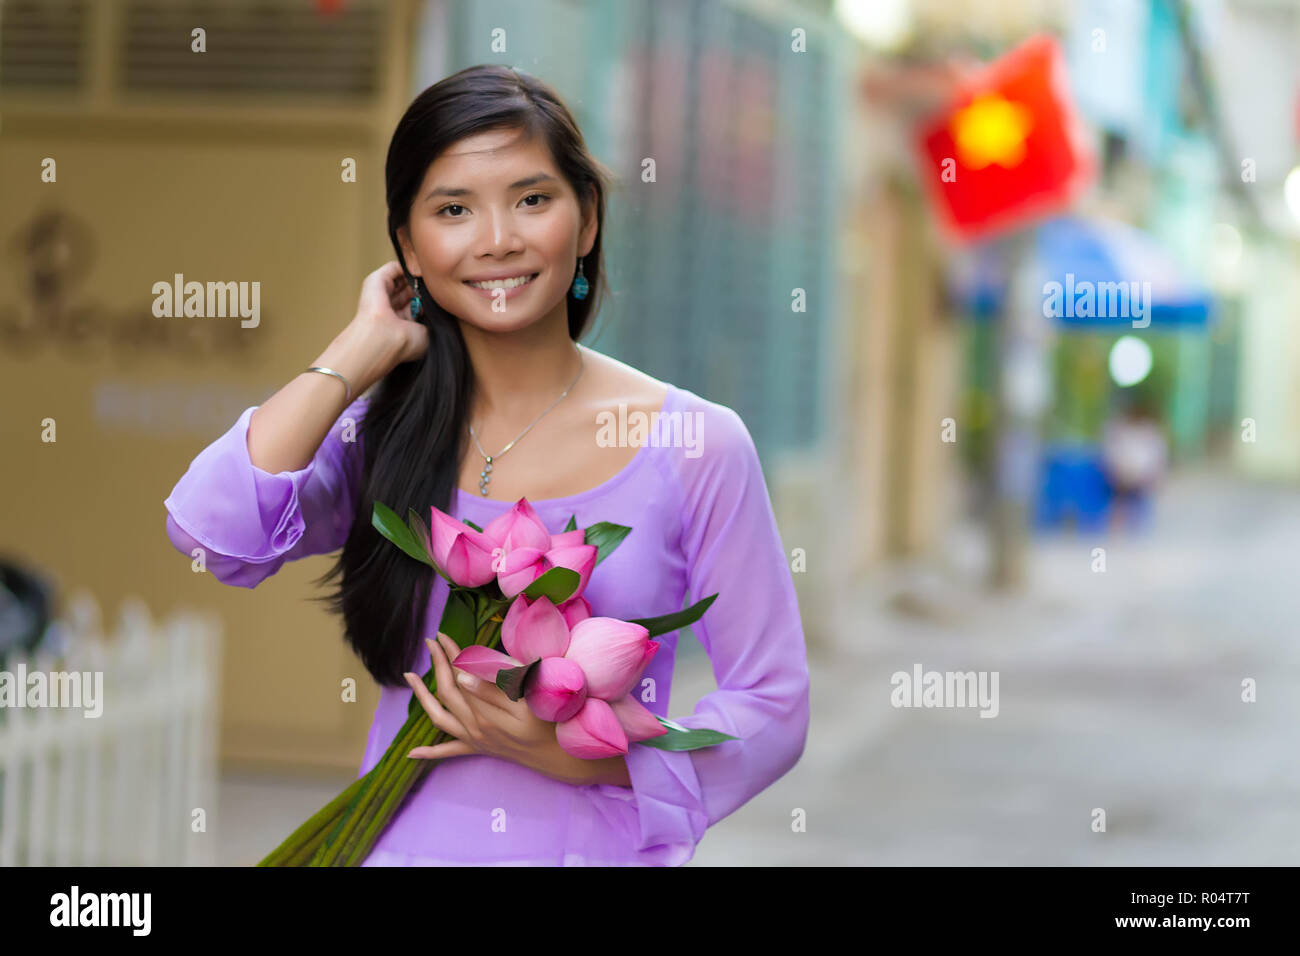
[[404, 632, 586, 785]]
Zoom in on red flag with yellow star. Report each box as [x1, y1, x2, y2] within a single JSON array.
[[915, 35, 1095, 242]]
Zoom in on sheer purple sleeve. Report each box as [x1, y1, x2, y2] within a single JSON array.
[[618, 402, 811, 860], [162, 395, 370, 588]]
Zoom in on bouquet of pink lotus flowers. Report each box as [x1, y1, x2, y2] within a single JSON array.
[[258, 496, 730, 867]]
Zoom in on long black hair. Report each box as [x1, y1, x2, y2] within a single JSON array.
[[314, 65, 615, 687]]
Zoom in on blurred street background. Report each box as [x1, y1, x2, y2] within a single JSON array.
[[2, 0, 1298, 865]]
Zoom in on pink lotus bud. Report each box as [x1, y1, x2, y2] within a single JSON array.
[[429, 508, 498, 587], [609, 694, 669, 743], [562, 617, 657, 701], [451, 645, 523, 683], [555, 697, 629, 759], [558, 595, 592, 629], [501, 594, 571, 662], [525, 656, 587, 723], [549, 529, 586, 549], [496, 547, 546, 599], [542, 544, 598, 599], [481, 498, 551, 553]]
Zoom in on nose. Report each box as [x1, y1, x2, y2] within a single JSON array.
[[477, 205, 526, 257]]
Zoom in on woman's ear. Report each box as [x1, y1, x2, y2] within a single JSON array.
[[578, 185, 598, 258], [396, 225, 421, 277]]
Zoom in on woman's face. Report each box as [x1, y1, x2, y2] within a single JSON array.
[[397, 127, 596, 334]]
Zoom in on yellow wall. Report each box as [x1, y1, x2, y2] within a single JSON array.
[[0, 0, 418, 773]]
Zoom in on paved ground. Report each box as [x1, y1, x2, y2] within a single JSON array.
[[686, 465, 1300, 865], [218, 465, 1300, 865]]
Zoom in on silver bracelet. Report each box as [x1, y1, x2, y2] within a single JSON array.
[[305, 366, 352, 403]]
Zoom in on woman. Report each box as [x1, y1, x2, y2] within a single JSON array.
[[163, 65, 809, 865]]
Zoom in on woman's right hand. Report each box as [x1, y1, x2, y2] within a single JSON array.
[[354, 260, 430, 366], [252, 261, 429, 473]]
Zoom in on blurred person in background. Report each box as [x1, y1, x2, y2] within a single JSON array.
[[1100, 396, 1168, 533]]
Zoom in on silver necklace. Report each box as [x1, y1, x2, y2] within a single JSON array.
[[468, 346, 585, 496]]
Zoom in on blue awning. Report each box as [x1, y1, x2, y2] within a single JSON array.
[[1033, 216, 1212, 328], [950, 215, 1213, 329]]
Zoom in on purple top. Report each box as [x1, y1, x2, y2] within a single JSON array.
[[163, 381, 810, 865]]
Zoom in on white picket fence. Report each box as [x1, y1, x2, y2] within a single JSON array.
[[0, 591, 221, 866]]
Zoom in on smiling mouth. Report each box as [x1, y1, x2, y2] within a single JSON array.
[[463, 273, 539, 291]]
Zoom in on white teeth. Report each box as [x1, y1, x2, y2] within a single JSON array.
[[467, 273, 535, 290]]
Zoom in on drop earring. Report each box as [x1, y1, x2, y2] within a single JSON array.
[[409, 276, 423, 318], [570, 257, 589, 300]]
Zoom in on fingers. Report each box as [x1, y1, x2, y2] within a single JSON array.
[[408, 739, 476, 761], [432, 633, 522, 723], [379, 261, 419, 299], [374, 261, 403, 295], [425, 633, 478, 735], [403, 671, 470, 740]]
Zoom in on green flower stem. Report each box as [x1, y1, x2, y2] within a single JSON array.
[[333, 719, 446, 866], [309, 772, 377, 864], [287, 612, 507, 867], [311, 708, 430, 865], [340, 729, 444, 866], [257, 774, 367, 866], [334, 617, 505, 866], [344, 761, 439, 866], [282, 819, 338, 866], [320, 647, 460, 866], [307, 608, 477, 865]]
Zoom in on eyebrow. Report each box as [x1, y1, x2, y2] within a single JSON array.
[[423, 172, 558, 202]]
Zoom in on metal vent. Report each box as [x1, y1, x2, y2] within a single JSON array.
[[0, 0, 88, 90], [121, 0, 383, 98]]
